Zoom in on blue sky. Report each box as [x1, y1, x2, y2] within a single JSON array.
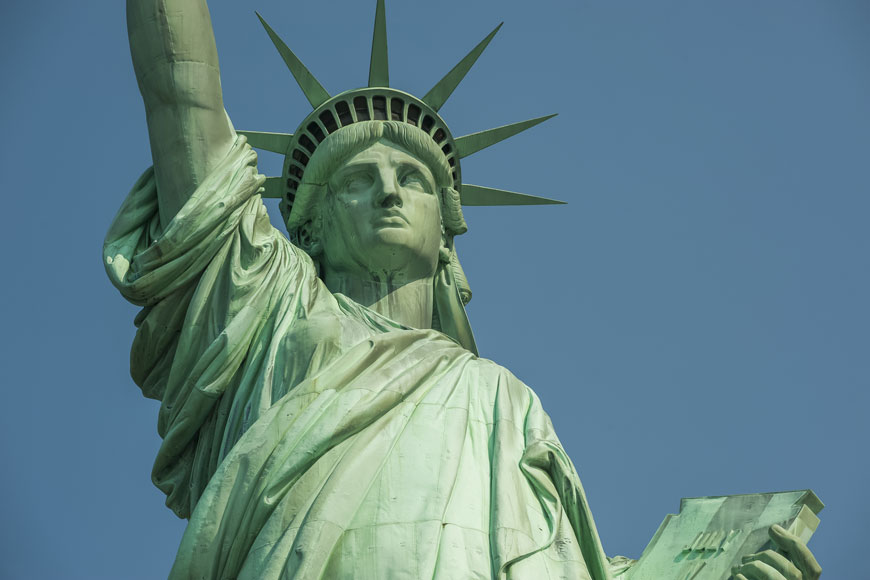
[[1, 1, 867, 577]]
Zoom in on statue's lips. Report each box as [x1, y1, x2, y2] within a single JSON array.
[[371, 211, 409, 227]]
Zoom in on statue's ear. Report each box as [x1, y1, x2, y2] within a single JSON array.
[[296, 219, 322, 256], [439, 230, 452, 264]]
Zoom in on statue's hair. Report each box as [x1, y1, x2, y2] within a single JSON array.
[[284, 121, 467, 237], [283, 121, 472, 305]]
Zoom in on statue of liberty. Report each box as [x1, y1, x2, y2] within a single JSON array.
[[104, 1, 823, 578]]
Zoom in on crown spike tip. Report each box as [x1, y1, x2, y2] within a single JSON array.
[[368, 0, 389, 87], [455, 113, 558, 159], [422, 22, 503, 111], [256, 12, 330, 108], [460, 184, 566, 206]]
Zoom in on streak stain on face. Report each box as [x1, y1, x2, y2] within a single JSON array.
[[319, 140, 444, 282]]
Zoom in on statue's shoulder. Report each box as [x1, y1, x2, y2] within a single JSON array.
[[459, 351, 541, 402]]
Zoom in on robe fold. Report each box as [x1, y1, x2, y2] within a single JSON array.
[[105, 137, 613, 580]]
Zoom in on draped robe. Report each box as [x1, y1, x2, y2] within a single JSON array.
[[104, 138, 614, 579]]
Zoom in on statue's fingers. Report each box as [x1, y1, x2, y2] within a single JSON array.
[[732, 559, 788, 580], [743, 550, 802, 580], [769, 525, 822, 579], [736, 574, 751, 580]]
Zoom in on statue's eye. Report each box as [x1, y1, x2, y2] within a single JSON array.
[[400, 171, 430, 192], [341, 171, 374, 193]]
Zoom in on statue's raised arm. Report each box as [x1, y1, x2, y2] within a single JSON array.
[[127, 0, 235, 225]]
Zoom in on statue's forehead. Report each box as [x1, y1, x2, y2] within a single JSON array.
[[341, 140, 423, 165], [335, 140, 435, 179]]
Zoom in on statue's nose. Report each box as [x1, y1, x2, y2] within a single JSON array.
[[375, 170, 402, 208]]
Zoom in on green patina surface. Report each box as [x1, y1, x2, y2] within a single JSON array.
[[110, 1, 823, 578]]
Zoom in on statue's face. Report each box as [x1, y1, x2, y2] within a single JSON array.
[[318, 140, 443, 281]]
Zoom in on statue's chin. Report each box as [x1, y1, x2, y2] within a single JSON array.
[[354, 246, 439, 283], [370, 223, 439, 254], [321, 226, 440, 283]]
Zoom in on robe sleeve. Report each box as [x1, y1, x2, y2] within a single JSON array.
[[104, 136, 322, 517]]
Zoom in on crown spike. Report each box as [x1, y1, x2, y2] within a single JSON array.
[[237, 130, 294, 155], [256, 12, 330, 108], [460, 184, 565, 206], [368, 0, 389, 87], [422, 23, 503, 111], [455, 114, 557, 159]]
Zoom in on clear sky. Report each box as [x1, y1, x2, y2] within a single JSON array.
[[1, 0, 867, 578]]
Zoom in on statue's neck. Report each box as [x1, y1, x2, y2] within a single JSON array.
[[323, 271, 434, 329]]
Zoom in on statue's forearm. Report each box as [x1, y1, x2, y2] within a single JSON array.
[[127, 0, 235, 225], [127, 0, 221, 106]]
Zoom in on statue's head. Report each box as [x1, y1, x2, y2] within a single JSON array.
[[243, 3, 564, 352], [286, 121, 468, 284]]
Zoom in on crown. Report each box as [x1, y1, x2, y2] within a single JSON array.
[[239, 0, 565, 231]]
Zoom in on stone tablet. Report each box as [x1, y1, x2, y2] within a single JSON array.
[[628, 490, 822, 580]]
